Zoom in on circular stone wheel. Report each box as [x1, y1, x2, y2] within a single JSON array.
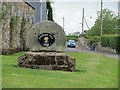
[[26, 20, 66, 52]]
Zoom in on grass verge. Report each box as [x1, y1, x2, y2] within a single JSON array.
[[1, 52, 118, 88]]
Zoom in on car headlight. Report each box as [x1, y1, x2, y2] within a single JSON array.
[[68, 43, 70, 45]]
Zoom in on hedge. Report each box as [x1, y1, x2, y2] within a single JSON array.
[[66, 35, 78, 41], [101, 36, 110, 47], [101, 35, 120, 53]]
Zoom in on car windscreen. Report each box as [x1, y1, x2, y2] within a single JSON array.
[[68, 41, 75, 43]]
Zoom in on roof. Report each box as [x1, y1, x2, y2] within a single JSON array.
[[24, 0, 35, 9]]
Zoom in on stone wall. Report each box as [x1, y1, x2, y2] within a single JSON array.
[[95, 45, 117, 54], [1, 1, 35, 54], [2, 2, 11, 50], [0, 2, 2, 54], [78, 37, 117, 54]]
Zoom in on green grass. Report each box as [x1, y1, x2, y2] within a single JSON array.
[[1, 52, 118, 88]]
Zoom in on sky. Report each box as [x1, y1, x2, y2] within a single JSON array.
[[52, 0, 119, 35]]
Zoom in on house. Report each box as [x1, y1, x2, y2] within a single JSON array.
[[1, 0, 50, 54], [25, 0, 48, 23]]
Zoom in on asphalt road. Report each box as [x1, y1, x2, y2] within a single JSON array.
[[64, 42, 119, 59], [64, 44, 83, 52]]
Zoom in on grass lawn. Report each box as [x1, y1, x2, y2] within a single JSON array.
[[1, 52, 118, 88]]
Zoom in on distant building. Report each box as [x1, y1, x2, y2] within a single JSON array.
[[26, 0, 48, 23], [1, 0, 50, 54]]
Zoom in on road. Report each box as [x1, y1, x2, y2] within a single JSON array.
[[64, 42, 119, 59]]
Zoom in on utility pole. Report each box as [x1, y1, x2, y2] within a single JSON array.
[[82, 8, 84, 33], [63, 17, 64, 30], [100, 0, 103, 36]]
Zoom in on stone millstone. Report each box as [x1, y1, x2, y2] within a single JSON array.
[[26, 20, 66, 52], [18, 21, 76, 71], [18, 52, 75, 71]]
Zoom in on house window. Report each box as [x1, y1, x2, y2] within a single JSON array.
[[23, 12, 26, 18], [32, 17, 35, 24], [16, 8, 21, 16], [46, 9, 48, 15], [18, 9, 21, 16], [28, 13, 31, 21], [10, 4, 14, 14]]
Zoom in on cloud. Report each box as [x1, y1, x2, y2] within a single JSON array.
[[53, 1, 118, 35]]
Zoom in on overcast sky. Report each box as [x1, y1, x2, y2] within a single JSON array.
[[53, 0, 119, 35]]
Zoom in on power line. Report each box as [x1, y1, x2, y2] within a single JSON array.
[[84, 17, 89, 30], [81, 8, 89, 32]]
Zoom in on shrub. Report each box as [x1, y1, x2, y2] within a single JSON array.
[[101, 36, 110, 47], [82, 33, 90, 39], [101, 35, 120, 53], [10, 16, 19, 31]]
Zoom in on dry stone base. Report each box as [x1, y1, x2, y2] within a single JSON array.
[[18, 52, 76, 71]]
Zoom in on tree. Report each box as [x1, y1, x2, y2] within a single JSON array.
[[46, 1, 54, 21], [88, 9, 118, 36], [73, 32, 80, 37], [118, 18, 120, 35]]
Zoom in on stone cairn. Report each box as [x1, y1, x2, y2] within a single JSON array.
[[18, 20, 75, 71]]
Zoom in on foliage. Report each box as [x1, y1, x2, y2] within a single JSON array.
[[66, 35, 78, 41], [89, 36, 101, 40], [72, 32, 80, 37], [46, 1, 54, 21], [101, 35, 120, 53], [2, 52, 118, 88], [21, 17, 27, 29], [68, 32, 80, 37], [101, 36, 109, 47], [88, 9, 118, 36], [118, 18, 120, 35], [81, 33, 90, 39], [10, 16, 19, 31], [20, 17, 28, 51], [10, 16, 19, 47], [67, 32, 80, 40], [10, 16, 16, 30]]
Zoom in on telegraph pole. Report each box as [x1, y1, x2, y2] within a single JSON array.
[[100, 0, 103, 36], [63, 17, 64, 30], [82, 8, 84, 33]]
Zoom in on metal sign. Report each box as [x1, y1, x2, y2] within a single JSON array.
[[38, 33, 55, 47]]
